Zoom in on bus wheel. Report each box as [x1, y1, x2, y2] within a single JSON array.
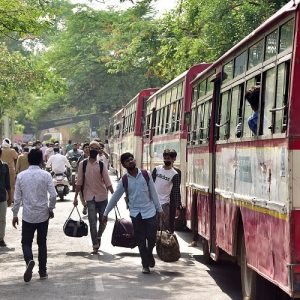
[[240, 235, 256, 300], [202, 238, 213, 264]]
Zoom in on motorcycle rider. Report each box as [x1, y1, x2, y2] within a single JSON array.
[[46, 147, 71, 176], [66, 143, 83, 162]]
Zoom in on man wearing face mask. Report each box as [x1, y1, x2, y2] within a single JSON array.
[[152, 149, 181, 233], [73, 141, 114, 254]]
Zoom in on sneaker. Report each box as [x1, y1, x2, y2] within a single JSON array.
[[0, 240, 7, 247], [149, 254, 155, 268], [82, 205, 87, 215], [39, 273, 48, 280], [142, 267, 150, 274], [24, 260, 35, 282]]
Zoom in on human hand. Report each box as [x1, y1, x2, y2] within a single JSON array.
[[12, 217, 18, 229], [102, 215, 108, 225], [73, 197, 78, 206], [49, 210, 54, 219], [7, 197, 12, 207], [159, 211, 165, 220]]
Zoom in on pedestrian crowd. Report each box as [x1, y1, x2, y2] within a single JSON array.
[[0, 137, 182, 282]]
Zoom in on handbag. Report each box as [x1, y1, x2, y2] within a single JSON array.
[[111, 206, 137, 248], [156, 222, 181, 262], [174, 206, 187, 231], [63, 206, 88, 237]]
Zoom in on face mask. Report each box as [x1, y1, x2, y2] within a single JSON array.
[[164, 161, 172, 166], [90, 149, 98, 158]]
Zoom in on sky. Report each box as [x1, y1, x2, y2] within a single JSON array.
[[69, 0, 178, 16]]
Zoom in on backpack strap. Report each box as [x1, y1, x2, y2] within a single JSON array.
[[141, 169, 150, 185]]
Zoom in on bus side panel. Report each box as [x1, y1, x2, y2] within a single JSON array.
[[215, 197, 238, 256], [241, 206, 289, 288], [186, 187, 193, 229], [198, 192, 211, 240]]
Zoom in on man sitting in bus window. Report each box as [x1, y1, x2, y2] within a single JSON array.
[[245, 86, 260, 135], [236, 86, 260, 137]]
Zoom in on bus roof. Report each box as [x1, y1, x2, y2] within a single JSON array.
[[193, 0, 299, 83]]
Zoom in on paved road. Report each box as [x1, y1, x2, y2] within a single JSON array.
[[0, 174, 245, 300]]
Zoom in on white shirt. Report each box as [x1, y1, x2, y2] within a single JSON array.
[[46, 153, 71, 174], [154, 165, 178, 205], [12, 166, 57, 223]]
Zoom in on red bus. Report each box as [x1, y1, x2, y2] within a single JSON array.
[[108, 108, 124, 178], [187, 1, 299, 298], [142, 64, 210, 201], [108, 88, 158, 177]]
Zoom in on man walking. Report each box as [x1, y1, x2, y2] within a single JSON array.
[[103, 152, 164, 274], [73, 140, 114, 254], [16, 146, 29, 175], [152, 149, 181, 233], [0, 148, 12, 247], [12, 149, 57, 282]]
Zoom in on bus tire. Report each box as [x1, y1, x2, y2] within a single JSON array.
[[202, 238, 213, 264], [240, 234, 256, 300]]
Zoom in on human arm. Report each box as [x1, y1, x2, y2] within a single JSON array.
[[64, 156, 71, 169], [11, 175, 22, 227], [102, 180, 124, 223], [4, 165, 12, 206], [73, 162, 83, 206], [148, 175, 163, 213], [45, 156, 52, 169], [47, 173, 57, 214], [15, 157, 20, 174]]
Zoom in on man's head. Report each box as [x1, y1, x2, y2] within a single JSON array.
[[72, 142, 78, 151], [54, 147, 60, 153], [82, 142, 90, 155], [163, 149, 174, 167], [35, 140, 42, 149], [245, 86, 260, 111], [28, 149, 43, 165], [120, 152, 136, 169], [68, 140, 72, 144], [2, 138, 11, 148], [23, 147, 29, 153], [89, 141, 100, 159]]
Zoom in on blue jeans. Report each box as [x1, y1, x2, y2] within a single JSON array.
[[21, 219, 49, 275], [87, 199, 107, 247], [131, 213, 158, 268]]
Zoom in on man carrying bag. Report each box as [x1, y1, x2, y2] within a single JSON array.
[[102, 152, 164, 274]]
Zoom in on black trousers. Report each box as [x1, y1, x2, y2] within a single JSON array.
[[131, 213, 157, 268], [21, 219, 49, 275]]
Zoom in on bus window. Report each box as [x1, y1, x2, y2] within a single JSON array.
[[171, 86, 177, 101], [274, 62, 290, 133], [165, 104, 171, 133], [192, 86, 198, 102], [199, 80, 206, 98], [176, 99, 182, 132], [170, 102, 177, 133], [229, 84, 244, 138], [234, 51, 247, 77], [190, 106, 197, 143], [217, 91, 230, 140], [156, 109, 161, 135], [160, 107, 166, 134], [197, 104, 204, 142], [279, 19, 294, 53], [202, 100, 211, 141], [222, 61, 233, 84], [261, 67, 276, 135], [178, 82, 183, 99], [248, 39, 264, 70], [207, 74, 214, 94], [265, 29, 278, 61]]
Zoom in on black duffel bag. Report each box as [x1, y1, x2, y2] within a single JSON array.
[[63, 207, 88, 237], [111, 207, 137, 248]]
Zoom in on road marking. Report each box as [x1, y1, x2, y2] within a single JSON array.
[[94, 275, 104, 291]]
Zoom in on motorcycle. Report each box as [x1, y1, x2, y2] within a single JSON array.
[[68, 157, 78, 192], [52, 172, 70, 201]]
